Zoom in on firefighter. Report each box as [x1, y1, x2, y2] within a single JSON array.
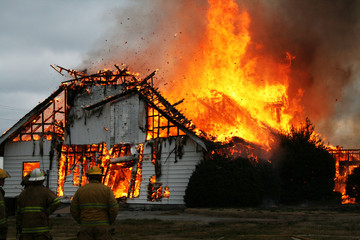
[[16, 168, 60, 240], [0, 168, 10, 240], [70, 166, 119, 240]]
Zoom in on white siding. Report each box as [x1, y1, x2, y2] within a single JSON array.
[[1, 85, 205, 208], [68, 103, 112, 145], [65, 84, 122, 146], [2, 140, 58, 197], [66, 89, 146, 146], [112, 94, 146, 144], [128, 137, 203, 205], [61, 172, 79, 201]]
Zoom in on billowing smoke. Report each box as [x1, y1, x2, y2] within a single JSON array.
[[80, 0, 360, 148], [81, 0, 208, 82], [242, 0, 360, 148]]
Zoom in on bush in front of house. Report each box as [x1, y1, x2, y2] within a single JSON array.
[[270, 118, 336, 204], [185, 118, 337, 207], [184, 154, 266, 208]]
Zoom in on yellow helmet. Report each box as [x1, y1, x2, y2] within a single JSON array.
[[0, 168, 10, 179], [86, 166, 102, 175]]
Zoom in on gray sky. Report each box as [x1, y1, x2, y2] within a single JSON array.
[[0, 0, 131, 135]]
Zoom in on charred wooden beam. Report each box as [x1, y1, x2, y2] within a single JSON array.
[[50, 64, 65, 76], [84, 89, 137, 111], [169, 99, 184, 108], [110, 155, 139, 164], [0, 86, 65, 143], [143, 70, 156, 83]]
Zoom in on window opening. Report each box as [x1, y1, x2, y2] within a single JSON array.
[[23, 162, 40, 177], [146, 106, 185, 140]]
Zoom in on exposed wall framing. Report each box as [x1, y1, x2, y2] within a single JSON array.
[[12, 89, 66, 142], [330, 148, 360, 178], [146, 106, 185, 140], [329, 148, 360, 202], [57, 142, 143, 199]]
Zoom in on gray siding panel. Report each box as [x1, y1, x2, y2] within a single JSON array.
[[3, 140, 59, 197], [128, 137, 203, 205], [61, 173, 79, 200], [3, 136, 204, 205]]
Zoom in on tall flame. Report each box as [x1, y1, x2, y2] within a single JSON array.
[[164, 0, 302, 148]]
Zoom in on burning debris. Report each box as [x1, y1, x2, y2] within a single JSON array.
[[329, 147, 360, 204]]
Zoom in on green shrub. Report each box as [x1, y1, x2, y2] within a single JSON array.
[[271, 118, 336, 204], [184, 155, 265, 208]]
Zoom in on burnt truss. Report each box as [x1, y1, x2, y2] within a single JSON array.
[[8, 64, 206, 144]]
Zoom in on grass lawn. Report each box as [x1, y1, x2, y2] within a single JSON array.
[[6, 206, 360, 240]]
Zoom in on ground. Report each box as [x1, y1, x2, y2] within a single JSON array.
[[6, 205, 360, 240]]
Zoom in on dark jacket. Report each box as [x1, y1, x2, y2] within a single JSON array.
[[16, 184, 60, 234], [0, 188, 6, 230], [70, 179, 119, 226]]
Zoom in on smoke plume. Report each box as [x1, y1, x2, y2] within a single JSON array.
[[80, 0, 360, 148]]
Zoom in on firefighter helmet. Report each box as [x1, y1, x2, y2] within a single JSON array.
[[0, 168, 10, 179], [28, 168, 46, 181], [86, 166, 102, 175]]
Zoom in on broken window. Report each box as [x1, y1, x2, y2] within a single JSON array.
[[147, 106, 185, 140], [147, 175, 170, 202], [22, 161, 40, 177]]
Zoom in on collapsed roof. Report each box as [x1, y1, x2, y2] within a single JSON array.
[[0, 65, 209, 155]]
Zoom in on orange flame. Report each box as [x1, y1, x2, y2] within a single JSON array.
[[163, 187, 170, 198], [129, 143, 144, 198], [57, 147, 67, 196], [57, 143, 143, 199], [330, 147, 360, 204], [23, 162, 40, 177], [164, 0, 303, 149]]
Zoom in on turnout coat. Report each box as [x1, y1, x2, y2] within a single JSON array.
[[70, 179, 119, 226], [16, 184, 60, 234]]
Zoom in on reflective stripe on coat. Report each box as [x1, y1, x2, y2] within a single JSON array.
[[70, 179, 119, 226], [16, 184, 60, 234]]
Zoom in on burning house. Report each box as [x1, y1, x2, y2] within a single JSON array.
[[0, 66, 211, 208], [1, 0, 358, 208]]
